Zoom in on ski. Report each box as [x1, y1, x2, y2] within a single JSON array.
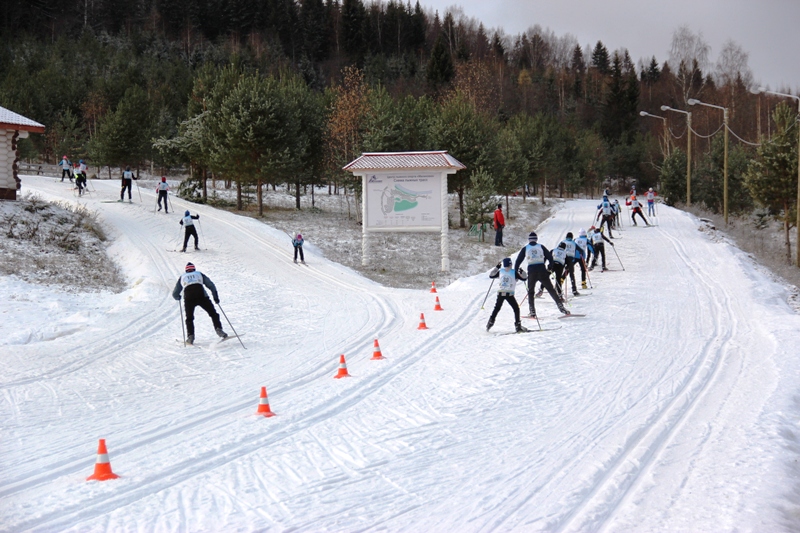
[[558, 314, 586, 319], [494, 326, 562, 335], [175, 333, 244, 348]]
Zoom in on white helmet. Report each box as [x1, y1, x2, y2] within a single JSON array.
[[579, 228, 586, 237]]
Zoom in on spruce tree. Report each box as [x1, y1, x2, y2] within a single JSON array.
[[427, 34, 454, 89]]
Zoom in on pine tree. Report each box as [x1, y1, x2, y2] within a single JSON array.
[[591, 41, 610, 74], [426, 34, 454, 89]]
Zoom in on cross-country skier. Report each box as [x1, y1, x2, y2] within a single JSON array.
[[513, 231, 570, 319], [172, 262, 227, 345], [493, 203, 505, 246], [551, 241, 568, 299], [486, 258, 528, 333], [613, 199, 621, 227], [60, 156, 72, 182], [589, 226, 614, 271], [292, 233, 305, 263], [180, 210, 200, 252], [595, 196, 615, 238], [79, 159, 87, 178], [574, 228, 593, 290], [558, 232, 583, 296], [120, 166, 135, 202], [626, 195, 650, 226], [156, 177, 170, 213], [646, 187, 657, 216], [74, 163, 87, 195]]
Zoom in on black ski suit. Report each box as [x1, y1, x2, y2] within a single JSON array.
[[514, 242, 567, 317], [181, 214, 200, 251], [172, 270, 222, 337]]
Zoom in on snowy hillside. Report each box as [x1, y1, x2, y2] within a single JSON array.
[[3, 175, 800, 532]]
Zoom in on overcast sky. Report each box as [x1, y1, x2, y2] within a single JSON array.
[[421, 0, 800, 94]]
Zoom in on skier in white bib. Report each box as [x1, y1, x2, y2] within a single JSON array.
[[172, 262, 227, 345], [180, 210, 200, 251], [486, 257, 528, 333], [156, 177, 170, 213], [120, 166, 135, 202]]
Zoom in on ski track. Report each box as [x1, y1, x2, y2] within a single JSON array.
[[3, 181, 796, 532]]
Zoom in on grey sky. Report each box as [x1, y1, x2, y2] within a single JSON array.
[[422, 0, 800, 94]]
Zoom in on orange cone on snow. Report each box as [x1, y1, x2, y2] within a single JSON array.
[[86, 439, 119, 481], [430, 281, 437, 293], [434, 296, 444, 311], [417, 313, 428, 330], [334, 354, 351, 378], [255, 386, 276, 417], [371, 339, 385, 360]]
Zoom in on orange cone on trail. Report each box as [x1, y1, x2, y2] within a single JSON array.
[[417, 313, 428, 330], [430, 281, 437, 293], [434, 296, 443, 311], [256, 386, 275, 417], [334, 354, 350, 378], [86, 439, 119, 481], [371, 339, 385, 360]]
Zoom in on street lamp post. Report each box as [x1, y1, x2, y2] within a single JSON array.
[[753, 87, 800, 268], [689, 98, 729, 224], [639, 111, 670, 157], [661, 105, 692, 206]]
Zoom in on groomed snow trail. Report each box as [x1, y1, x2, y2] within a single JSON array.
[[2, 176, 799, 532]]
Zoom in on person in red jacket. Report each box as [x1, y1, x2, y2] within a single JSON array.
[[493, 203, 505, 246]]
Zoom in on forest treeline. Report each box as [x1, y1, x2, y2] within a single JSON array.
[[1, 0, 797, 255]]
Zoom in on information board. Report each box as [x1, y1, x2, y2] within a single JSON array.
[[364, 173, 442, 230]]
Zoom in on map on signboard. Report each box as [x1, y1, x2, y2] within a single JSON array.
[[365, 173, 441, 229]]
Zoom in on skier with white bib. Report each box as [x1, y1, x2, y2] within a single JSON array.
[[595, 196, 616, 238], [513, 231, 570, 319], [172, 262, 227, 345], [559, 232, 583, 296], [486, 258, 528, 333], [180, 210, 200, 252], [646, 187, 657, 217], [574, 228, 593, 290], [626, 195, 650, 226], [156, 177, 170, 213], [120, 166, 135, 202], [60, 155, 73, 182], [589, 226, 614, 271]]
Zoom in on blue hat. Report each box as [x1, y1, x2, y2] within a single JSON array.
[[502, 258, 512, 267], [185, 210, 190, 216]]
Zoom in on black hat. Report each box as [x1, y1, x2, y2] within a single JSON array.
[[528, 232, 538, 243], [185, 262, 195, 272], [558, 242, 566, 249], [566, 232, 573, 239], [502, 257, 512, 267]]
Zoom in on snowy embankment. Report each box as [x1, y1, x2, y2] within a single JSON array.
[[2, 175, 800, 532]]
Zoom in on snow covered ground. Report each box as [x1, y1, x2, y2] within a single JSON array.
[[3, 174, 800, 532]]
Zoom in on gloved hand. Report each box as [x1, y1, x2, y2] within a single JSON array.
[[196, 214, 200, 219], [496, 263, 501, 269], [611, 243, 615, 247], [173, 296, 181, 301], [214, 297, 220, 304]]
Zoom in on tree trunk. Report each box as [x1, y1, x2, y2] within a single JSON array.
[[295, 179, 301, 209], [236, 180, 242, 210], [258, 179, 263, 216], [505, 193, 510, 219], [785, 202, 792, 264], [202, 169, 207, 200], [458, 187, 465, 228]]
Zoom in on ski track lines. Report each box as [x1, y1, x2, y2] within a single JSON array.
[[5, 176, 479, 532], [549, 208, 738, 532]]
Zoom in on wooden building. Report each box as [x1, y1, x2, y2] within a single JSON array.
[[0, 106, 45, 200]]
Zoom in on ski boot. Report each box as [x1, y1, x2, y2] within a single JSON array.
[[535, 288, 544, 298], [186, 334, 194, 345], [158, 206, 162, 211], [195, 246, 200, 250], [216, 328, 228, 339], [558, 304, 571, 316], [486, 318, 495, 332], [181, 248, 186, 252], [573, 289, 581, 296], [582, 281, 588, 289], [293, 259, 297, 263], [515, 322, 529, 333]]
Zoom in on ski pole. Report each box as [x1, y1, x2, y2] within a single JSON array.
[[135, 178, 142, 202], [480, 278, 495, 310], [153, 194, 159, 214], [178, 300, 186, 346], [217, 303, 246, 349], [196, 218, 204, 248], [611, 243, 625, 271]]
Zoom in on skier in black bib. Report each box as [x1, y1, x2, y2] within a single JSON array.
[[172, 262, 227, 345]]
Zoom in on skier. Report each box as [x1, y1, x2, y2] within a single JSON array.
[[486, 257, 528, 333], [156, 177, 170, 213], [551, 241, 568, 299], [589, 226, 614, 271], [574, 228, 593, 290], [74, 163, 87, 195], [626, 195, 650, 226], [180, 210, 200, 252], [513, 231, 570, 318], [492, 203, 505, 247], [595, 196, 615, 238], [559, 232, 582, 296], [646, 187, 657, 217], [78, 159, 87, 179], [120, 166, 135, 202], [613, 199, 622, 228], [60, 155, 72, 182], [172, 262, 227, 345], [292, 233, 305, 263]]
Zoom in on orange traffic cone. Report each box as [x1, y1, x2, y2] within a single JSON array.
[[434, 296, 443, 311], [334, 354, 350, 378], [417, 313, 428, 330], [86, 439, 119, 481], [256, 386, 275, 417], [430, 281, 437, 293], [371, 339, 385, 360]]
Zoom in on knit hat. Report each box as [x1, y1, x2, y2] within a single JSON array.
[[62, 155, 67, 159], [579, 228, 586, 236], [566, 232, 573, 239], [184, 210, 190, 216], [185, 262, 195, 272], [126, 166, 130, 171], [558, 241, 567, 249], [528, 231, 538, 243], [161, 177, 167, 182], [502, 257, 512, 267], [296, 234, 302, 239]]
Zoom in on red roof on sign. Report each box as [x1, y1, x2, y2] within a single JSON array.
[[0, 106, 45, 133], [343, 151, 466, 171]]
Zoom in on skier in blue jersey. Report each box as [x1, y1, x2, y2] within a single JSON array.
[[513, 232, 570, 319]]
